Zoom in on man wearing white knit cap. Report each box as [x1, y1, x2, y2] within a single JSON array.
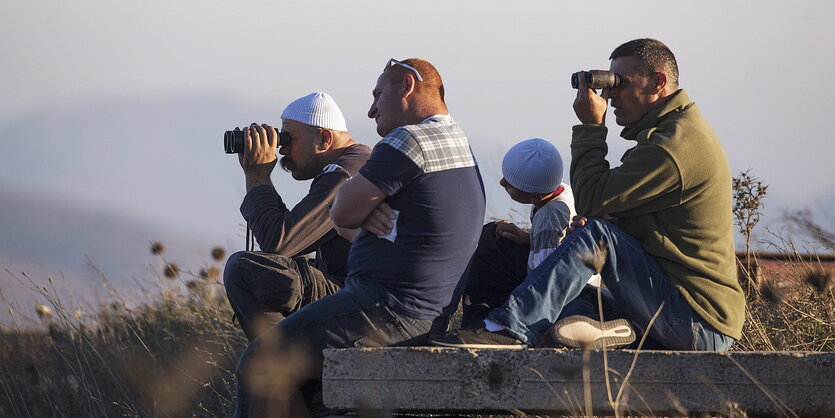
[[223, 92, 371, 342]]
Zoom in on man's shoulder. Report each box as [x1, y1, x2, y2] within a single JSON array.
[[646, 102, 716, 151], [384, 115, 465, 144], [380, 115, 475, 174], [647, 91, 711, 136], [316, 143, 372, 179], [403, 114, 459, 133], [336, 143, 372, 169], [380, 126, 419, 153]]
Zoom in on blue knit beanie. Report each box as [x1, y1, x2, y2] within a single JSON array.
[[501, 138, 564, 194]]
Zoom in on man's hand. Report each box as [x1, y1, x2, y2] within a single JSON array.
[[566, 215, 589, 235], [494, 220, 531, 246], [360, 202, 396, 236], [573, 72, 609, 125], [239, 123, 278, 191], [566, 214, 611, 235], [334, 226, 361, 242]]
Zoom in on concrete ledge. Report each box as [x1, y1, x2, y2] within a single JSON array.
[[323, 347, 834, 416]]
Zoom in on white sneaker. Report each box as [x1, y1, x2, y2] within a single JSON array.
[[551, 315, 636, 349]]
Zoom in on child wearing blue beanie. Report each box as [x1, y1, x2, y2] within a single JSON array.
[[496, 138, 575, 272], [449, 138, 587, 334]]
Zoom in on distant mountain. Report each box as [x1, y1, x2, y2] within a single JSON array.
[[0, 186, 233, 324]]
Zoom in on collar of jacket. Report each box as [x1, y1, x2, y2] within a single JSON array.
[[620, 89, 693, 143]]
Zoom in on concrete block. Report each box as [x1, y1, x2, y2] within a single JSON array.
[[322, 347, 834, 416]]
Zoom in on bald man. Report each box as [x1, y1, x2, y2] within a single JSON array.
[[233, 59, 486, 417]]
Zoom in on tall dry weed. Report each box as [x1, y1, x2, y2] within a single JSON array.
[[0, 245, 247, 417], [731, 171, 834, 351], [734, 230, 834, 351]]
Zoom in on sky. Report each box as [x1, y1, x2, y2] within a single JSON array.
[[1, 1, 834, 321]]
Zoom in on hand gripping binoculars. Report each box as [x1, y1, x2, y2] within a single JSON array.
[[223, 129, 291, 154]]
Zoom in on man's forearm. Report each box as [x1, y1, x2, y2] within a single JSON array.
[[331, 174, 388, 229], [245, 173, 273, 193], [570, 124, 610, 216], [241, 185, 287, 252]]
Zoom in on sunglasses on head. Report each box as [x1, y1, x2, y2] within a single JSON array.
[[386, 58, 423, 82]]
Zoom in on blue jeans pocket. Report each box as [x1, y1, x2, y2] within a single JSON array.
[[691, 320, 735, 351], [656, 317, 696, 350]]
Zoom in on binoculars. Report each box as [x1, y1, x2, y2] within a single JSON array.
[[571, 70, 621, 89], [224, 129, 291, 154]]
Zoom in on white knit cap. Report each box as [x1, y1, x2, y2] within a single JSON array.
[[280, 92, 348, 132], [501, 138, 564, 194]]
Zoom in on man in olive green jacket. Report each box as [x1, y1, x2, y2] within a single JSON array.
[[431, 38, 744, 350]]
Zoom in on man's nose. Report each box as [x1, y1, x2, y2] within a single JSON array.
[[368, 105, 377, 119], [278, 144, 290, 155]]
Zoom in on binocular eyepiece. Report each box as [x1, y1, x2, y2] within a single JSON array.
[[224, 129, 292, 154], [571, 70, 621, 89]]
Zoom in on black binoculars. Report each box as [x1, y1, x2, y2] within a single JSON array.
[[571, 70, 621, 89], [224, 129, 291, 154]]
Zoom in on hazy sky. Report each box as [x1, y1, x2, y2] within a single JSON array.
[[1, 1, 833, 314]]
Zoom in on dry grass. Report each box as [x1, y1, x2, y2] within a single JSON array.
[[0, 211, 833, 416], [2, 245, 831, 417], [0, 290, 245, 417], [0, 245, 246, 418], [733, 231, 834, 352]]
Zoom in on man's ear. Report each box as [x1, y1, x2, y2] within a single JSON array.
[[402, 73, 417, 100], [652, 72, 668, 94], [318, 128, 334, 151]]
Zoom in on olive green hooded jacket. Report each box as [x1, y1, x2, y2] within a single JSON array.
[[570, 89, 744, 339]]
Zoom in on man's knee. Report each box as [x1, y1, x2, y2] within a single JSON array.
[[476, 221, 527, 254], [223, 251, 304, 313], [481, 221, 498, 238], [224, 251, 282, 295], [223, 251, 250, 292]]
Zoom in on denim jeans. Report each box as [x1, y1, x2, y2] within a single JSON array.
[[487, 218, 734, 351], [233, 278, 446, 417]]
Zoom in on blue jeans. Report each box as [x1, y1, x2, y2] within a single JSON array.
[[487, 218, 734, 351], [233, 278, 445, 417]]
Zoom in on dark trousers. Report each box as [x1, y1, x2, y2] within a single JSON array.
[[460, 222, 530, 328], [224, 251, 343, 341], [233, 278, 447, 417]]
